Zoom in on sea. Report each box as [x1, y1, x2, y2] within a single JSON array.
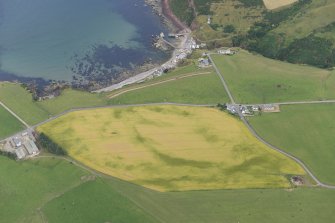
[[0, 0, 169, 85]]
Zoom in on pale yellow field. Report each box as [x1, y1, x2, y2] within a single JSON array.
[[38, 105, 305, 191], [263, 0, 298, 10]]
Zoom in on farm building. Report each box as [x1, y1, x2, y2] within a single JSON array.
[[260, 104, 280, 113], [24, 141, 39, 156], [218, 49, 234, 55], [12, 137, 22, 148], [198, 58, 211, 68], [14, 147, 27, 160]]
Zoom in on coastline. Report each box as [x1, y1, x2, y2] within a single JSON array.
[[95, 0, 192, 93], [1, 0, 190, 96], [145, 0, 187, 32], [161, 0, 188, 31]]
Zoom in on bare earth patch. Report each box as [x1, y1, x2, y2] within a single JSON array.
[[263, 0, 298, 10]]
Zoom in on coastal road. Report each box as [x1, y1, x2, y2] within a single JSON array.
[[209, 54, 335, 189], [95, 28, 192, 93], [108, 71, 211, 99], [2, 58, 335, 189]]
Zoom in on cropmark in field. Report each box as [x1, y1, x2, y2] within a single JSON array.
[[38, 105, 305, 191]]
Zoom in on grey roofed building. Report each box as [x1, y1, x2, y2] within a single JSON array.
[[218, 48, 234, 55], [13, 137, 22, 148], [15, 147, 27, 160], [261, 104, 276, 111], [198, 58, 210, 67], [24, 141, 39, 155]]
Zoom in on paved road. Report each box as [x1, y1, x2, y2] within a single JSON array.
[[95, 29, 192, 93], [2, 57, 335, 189], [208, 54, 236, 104], [241, 100, 335, 107], [209, 54, 335, 189], [276, 100, 335, 105], [0, 101, 30, 128], [31, 102, 215, 129]]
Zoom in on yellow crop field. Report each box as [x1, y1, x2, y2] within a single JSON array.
[[37, 105, 305, 191], [263, 0, 298, 10]]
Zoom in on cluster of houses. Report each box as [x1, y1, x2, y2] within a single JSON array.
[[226, 104, 280, 116], [0, 132, 40, 160]]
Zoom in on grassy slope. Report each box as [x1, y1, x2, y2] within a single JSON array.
[[0, 156, 158, 223], [0, 156, 87, 223], [37, 105, 304, 191], [0, 83, 109, 125], [211, 51, 335, 104], [169, 0, 194, 26], [194, 0, 264, 45], [0, 64, 227, 126], [42, 179, 156, 223], [126, 187, 335, 223], [0, 82, 50, 125], [0, 154, 334, 223], [249, 103, 335, 184], [273, 0, 335, 45], [0, 105, 24, 139], [109, 64, 211, 96], [36, 89, 108, 115], [110, 72, 228, 105], [45, 173, 335, 223]]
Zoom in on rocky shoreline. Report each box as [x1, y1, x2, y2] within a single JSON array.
[[1, 0, 186, 99], [145, 0, 186, 32]]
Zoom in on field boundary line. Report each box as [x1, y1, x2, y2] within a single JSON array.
[[209, 53, 335, 189], [0, 103, 215, 144], [34, 155, 166, 222], [31, 103, 215, 128], [108, 71, 212, 99], [0, 101, 30, 128]]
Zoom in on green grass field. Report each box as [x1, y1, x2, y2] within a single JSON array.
[[1, 154, 335, 223], [111, 183, 335, 223], [43, 179, 156, 223], [0, 64, 227, 126], [110, 72, 228, 105], [249, 103, 335, 185], [0, 105, 24, 139], [0, 82, 109, 125], [0, 156, 88, 223], [0, 156, 156, 223], [211, 51, 335, 104], [0, 82, 50, 125], [37, 105, 304, 191]]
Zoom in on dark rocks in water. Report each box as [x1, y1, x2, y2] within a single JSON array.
[[0, 70, 48, 86], [0, 70, 70, 100], [70, 44, 163, 90]]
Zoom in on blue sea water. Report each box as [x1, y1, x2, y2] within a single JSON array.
[[0, 0, 168, 82]]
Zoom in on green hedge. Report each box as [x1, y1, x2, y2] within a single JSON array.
[[37, 133, 67, 155]]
